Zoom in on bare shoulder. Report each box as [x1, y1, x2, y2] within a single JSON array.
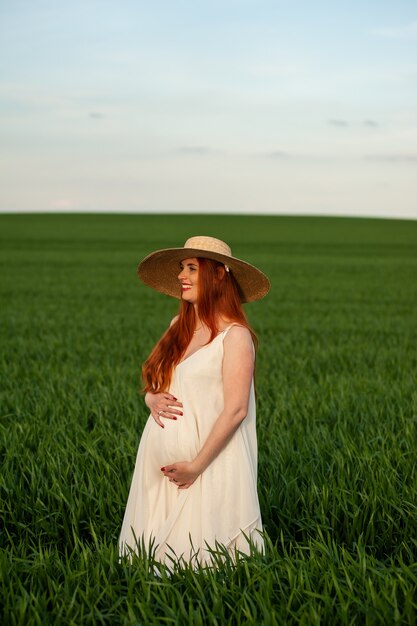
[[169, 315, 179, 327], [223, 324, 254, 353]]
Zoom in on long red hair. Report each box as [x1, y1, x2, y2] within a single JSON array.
[[142, 258, 257, 393]]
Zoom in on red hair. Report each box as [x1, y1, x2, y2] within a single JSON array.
[[142, 258, 257, 393]]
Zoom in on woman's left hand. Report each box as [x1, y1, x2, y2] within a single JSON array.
[[160, 461, 200, 489]]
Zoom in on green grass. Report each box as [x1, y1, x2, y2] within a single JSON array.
[[1, 213, 417, 625]]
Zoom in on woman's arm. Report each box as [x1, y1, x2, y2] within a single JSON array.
[[161, 325, 254, 488]]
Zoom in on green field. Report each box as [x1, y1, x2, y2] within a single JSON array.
[[1, 213, 417, 625]]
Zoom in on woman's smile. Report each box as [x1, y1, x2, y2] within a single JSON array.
[[178, 258, 199, 302]]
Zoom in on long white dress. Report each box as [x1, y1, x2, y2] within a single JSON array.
[[119, 325, 263, 566]]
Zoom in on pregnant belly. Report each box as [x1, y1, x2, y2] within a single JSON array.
[[144, 413, 200, 467]]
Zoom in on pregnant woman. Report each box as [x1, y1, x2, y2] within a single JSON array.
[[119, 236, 270, 567]]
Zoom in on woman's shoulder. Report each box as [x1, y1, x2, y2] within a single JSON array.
[[222, 323, 253, 346], [222, 324, 255, 365]]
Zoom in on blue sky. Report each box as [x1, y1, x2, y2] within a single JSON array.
[[1, 0, 416, 217]]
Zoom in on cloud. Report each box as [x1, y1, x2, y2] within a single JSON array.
[[364, 154, 417, 162], [328, 119, 349, 127], [372, 21, 417, 39], [264, 151, 291, 159], [327, 119, 380, 129], [89, 111, 104, 119], [178, 146, 216, 156]]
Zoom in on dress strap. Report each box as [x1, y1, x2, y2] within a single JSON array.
[[221, 324, 256, 355], [221, 323, 242, 338]]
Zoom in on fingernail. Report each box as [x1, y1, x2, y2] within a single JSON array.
[[180, 412, 183, 416], [173, 397, 177, 401], [161, 467, 166, 471]]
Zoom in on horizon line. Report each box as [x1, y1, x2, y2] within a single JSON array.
[[0, 208, 416, 221]]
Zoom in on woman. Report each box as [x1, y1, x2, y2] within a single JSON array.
[[119, 236, 270, 567]]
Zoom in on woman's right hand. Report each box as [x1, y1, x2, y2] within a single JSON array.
[[145, 392, 183, 428]]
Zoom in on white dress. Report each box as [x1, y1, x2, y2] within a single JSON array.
[[119, 325, 263, 566]]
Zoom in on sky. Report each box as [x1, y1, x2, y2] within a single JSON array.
[[1, 0, 417, 219]]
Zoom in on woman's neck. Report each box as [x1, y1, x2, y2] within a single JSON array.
[[193, 305, 202, 330]]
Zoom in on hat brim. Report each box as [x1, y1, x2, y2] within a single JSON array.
[[137, 247, 270, 303]]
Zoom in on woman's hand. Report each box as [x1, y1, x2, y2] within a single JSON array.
[[145, 392, 183, 428], [160, 461, 200, 489]]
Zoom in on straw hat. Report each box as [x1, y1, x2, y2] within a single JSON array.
[[137, 236, 270, 303]]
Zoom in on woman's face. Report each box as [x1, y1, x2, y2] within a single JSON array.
[[178, 257, 199, 304]]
